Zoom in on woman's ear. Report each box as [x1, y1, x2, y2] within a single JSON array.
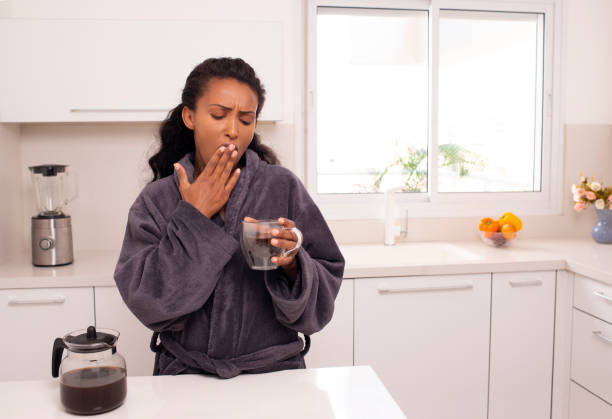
[[181, 106, 195, 130]]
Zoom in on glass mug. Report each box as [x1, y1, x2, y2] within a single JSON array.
[[241, 219, 303, 270]]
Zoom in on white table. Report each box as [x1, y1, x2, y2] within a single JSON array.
[[0, 366, 406, 418]]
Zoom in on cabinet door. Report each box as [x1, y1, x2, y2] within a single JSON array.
[[305, 279, 353, 368], [0, 19, 282, 122], [489, 271, 555, 419], [571, 309, 612, 404], [569, 382, 612, 419], [94, 286, 155, 376], [0, 287, 94, 381], [354, 274, 491, 419]]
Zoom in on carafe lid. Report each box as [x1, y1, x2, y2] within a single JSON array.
[[64, 326, 119, 353], [29, 164, 67, 176]]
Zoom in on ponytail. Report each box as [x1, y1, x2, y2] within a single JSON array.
[[149, 104, 194, 181]]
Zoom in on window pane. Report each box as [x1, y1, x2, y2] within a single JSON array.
[[317, 7, 428, 194], [438, 10, 544, 192]]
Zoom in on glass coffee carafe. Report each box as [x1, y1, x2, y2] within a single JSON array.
[[28, 164, 78, 266], [52, 326, 127, 415]]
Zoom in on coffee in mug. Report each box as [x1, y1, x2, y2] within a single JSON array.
[[241, 219, 302, 270]]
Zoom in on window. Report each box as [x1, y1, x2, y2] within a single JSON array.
[[307, 0, 561, 219]]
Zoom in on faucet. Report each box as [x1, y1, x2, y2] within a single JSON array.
[[384, 186, 407, 245]]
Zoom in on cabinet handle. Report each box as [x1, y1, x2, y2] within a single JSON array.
[[8, 296, 66, 305], [70, 108, 169, 113], [509, 279, 543, 287], [593, 331, 612, 345], [593, 290, 612, 303], [378, 282, 473, 294]]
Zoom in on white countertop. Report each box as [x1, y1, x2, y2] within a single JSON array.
[[1, 239, 611, 289], [0, 366, 406, 419]]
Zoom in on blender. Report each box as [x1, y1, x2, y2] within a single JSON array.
[[29, 164, 78, 266]]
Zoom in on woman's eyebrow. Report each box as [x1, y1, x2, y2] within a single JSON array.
[[209, 104, 256, 115]]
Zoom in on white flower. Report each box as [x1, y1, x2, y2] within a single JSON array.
[[591, 181, 602, 192], [595, 199, 605, 210], [573, 193, 582, 202], [580, 176, 586, 183], [571, 184, 577, 194]]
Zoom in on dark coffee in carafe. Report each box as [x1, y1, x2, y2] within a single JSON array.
[[60, 366, 127, 415]]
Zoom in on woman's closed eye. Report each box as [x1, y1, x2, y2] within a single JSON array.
[[210, 113, 253, 126]]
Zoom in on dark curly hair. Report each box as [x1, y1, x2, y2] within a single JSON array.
[[148, 57, 279, 181]]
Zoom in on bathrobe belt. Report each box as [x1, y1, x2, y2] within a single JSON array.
[[151, 331, 310, 379]]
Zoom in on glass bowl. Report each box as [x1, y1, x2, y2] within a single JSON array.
[[479, 230, 518, 248]]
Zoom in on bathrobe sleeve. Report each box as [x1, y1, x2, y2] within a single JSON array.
[[264, 176, 345, 336], [114, 190, 239, 332]]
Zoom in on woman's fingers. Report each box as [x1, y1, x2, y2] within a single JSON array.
[[200, 145, 226, 179], [212, 145, 234, 179], [270, 237, 296, 251], [220, 148, 239, 182], [277, 217, 295, 228], [224, 168, 241, 193], [271, 227, 297, 242], [243, 216, 258, 222], [174, 163, 190, 190]]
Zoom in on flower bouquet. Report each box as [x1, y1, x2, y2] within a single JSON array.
[[572, 176, 612, 244], [572, 176, 612, 212]]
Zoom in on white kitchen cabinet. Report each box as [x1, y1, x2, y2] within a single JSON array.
[[354, 274, 491, 418], [571, 309, 612, 404], [305, 279, 353, 368], [569, 382, 612, 419], [574, 273, 612, 325], [488, 271, 556, 419], [0, 287, 94, 381], [0, 18, 283, 122], [94, 286, 155, 376]]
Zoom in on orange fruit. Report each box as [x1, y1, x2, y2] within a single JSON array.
[[483, 221, 500, 238], [501, 224, 517, 240], [499, 212, 522, 231]]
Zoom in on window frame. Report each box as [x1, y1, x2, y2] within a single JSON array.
[[306, 0, 562, 220]]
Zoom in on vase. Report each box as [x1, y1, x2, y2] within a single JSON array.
[[592, 208, 612, 244]]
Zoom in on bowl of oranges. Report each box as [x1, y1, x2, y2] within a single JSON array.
[[478, 212, 522, 247]]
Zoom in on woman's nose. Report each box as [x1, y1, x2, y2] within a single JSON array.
[[225, 117, 238, 139]]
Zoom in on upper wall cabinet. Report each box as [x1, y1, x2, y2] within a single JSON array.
[[0, 19, 283, 122]]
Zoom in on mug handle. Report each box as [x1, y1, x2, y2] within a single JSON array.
[[280, 227, 303, 258]]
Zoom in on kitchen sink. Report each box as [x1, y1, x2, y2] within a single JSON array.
[[340, 242, 484, 267]]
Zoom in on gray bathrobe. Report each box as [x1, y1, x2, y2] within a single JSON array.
[[114, 149, 345, 378]]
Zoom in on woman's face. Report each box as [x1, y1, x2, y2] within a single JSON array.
[[182, 77, 258, 171]]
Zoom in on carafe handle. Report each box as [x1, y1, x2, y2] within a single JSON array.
[[52, 338, 66, 378]]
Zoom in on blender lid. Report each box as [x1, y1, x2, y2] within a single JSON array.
[[64, 326, 119, 351], [28, 164, 68, 176]]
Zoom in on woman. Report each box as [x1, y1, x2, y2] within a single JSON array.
[[114, 57, 345, 378]]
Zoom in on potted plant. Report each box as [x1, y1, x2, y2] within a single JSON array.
[[372, 144, 484, 192]]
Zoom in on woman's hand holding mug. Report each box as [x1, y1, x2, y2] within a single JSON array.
[[242, 217, 303, 280]]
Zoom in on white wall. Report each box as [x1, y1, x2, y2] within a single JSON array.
[[563, 0, 612, 124], [0, 124, 24, 262]]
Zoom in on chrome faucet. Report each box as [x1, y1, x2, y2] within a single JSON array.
[[384, 186, 406, 245]]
